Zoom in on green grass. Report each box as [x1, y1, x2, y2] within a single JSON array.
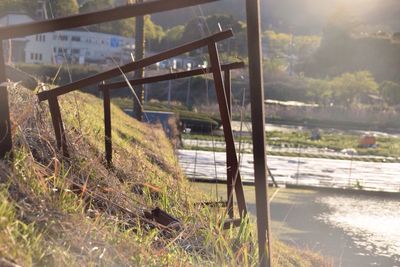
[[0, 87, 329, 266]]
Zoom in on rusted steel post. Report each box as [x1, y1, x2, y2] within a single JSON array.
[[246, 0, 272, 266], [133, 0, 145, 121], [48, 96, 69, 158], [224, 69, 234, 219], [208, 43, 247, 218], [101, 87, 112, 166], [0, 41, 13, 159]]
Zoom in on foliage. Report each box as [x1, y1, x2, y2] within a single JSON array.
[[46, 0, 79, 18], [157, 14, 246, 55], [0, 0, 37, 16], [307, 71, 379, 106], [379, 81, 400, 106], [79, 0, 112, 13], [158, 25, 185, 49], [298, 8, 400, 83], [265, 31, 320, 60]]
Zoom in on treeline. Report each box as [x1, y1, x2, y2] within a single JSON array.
[[297, 10, 400, 83], [264, 69, 400, 108]]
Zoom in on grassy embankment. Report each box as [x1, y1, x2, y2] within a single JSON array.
[[183, 131, 400, 162], [0, 86, 328, 266]]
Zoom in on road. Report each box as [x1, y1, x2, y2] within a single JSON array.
[[178, 149, 400, 192]]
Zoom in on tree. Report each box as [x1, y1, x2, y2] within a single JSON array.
[[307, 78, 332, 104], [0, 0, 37, 16], [47, 0, 79, 18], [79, 0, 112, 13], [330, 71, 378, 105], [380, 81, 400, 106]]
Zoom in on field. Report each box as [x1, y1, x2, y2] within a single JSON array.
[[183, 130, 400, 161]]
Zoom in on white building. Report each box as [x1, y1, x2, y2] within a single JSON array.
[[0, 13, 135, 65]]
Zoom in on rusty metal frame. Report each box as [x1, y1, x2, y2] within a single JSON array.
[[208, 43, 247, 218], [33, 30, 232, 156], [98, 63, 244, 165], [99, 59, 247, 219], [0, 0, 221, 159]]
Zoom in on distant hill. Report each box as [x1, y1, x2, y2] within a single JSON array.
[[152, 0, 400, 34], [298, 35, 400, 83]]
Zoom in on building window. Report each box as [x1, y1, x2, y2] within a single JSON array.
[[71, 36, 81, 42], [39, 54, 42, 61], [53, 47, 57, 53], [59, 35, 68, 41], [30, 53, 34, 60], [71, 48, 80, 54], [36, 35, 46, 42], [34, 53, 38, 60]]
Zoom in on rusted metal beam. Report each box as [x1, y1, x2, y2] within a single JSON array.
[[0, 0, 219, 40], [37, 30, 233, 102], [101, 86, 112, 167], [98, 62, 244, 91], [0, 42, 12, 160], [48, 96, 69, 157], [208, 43, 247, 218], [246, 0, 272, 266], [224, 69, 234, 219]]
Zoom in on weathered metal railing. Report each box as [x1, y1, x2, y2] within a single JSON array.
[[36, 30, 232, 154], [35, 29, 247, 225], [99, 61, 245, 220]]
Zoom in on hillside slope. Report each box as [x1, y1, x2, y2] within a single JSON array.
[[0, 86, 327, 266], [152, 0, 400, 33]]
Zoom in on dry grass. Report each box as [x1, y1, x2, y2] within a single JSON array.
[[0, 85, 329, 266]]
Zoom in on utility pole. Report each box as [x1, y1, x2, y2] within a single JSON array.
[[246, 0, 272, 267], [167, 67, 172, 106], [133, 0, 145, 121], [186, 77, 191, 106]]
